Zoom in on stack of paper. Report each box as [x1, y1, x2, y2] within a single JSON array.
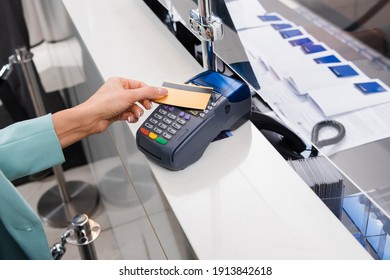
[[226, 5, 390, 156], [308, 79, 390, 116], [230, 9, 390, 117], [288, 156, 345, 218]]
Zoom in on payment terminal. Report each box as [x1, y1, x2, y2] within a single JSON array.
[[136, 70, 252, 170]]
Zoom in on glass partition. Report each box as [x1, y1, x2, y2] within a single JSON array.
[[22, 0, 390, 260], [22, 0, 194, 260], [145, 0, 390, 259], [65, 21, 194, 260]]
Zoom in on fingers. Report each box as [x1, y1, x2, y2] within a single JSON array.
[[110, 77, 167, 102], [126, 112, 138, 123], [130, 104, 144, 119], [102, 78, 169, 125], [125, 103, 148, 123], [121, 86, 167, 123], [140, 99, 153, 110], [117, 77, 148, 89], [124, 86, 168, 103]]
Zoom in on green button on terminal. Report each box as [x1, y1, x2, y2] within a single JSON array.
[[156, 137, 168, 145]]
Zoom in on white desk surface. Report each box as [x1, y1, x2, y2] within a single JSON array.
[[63, 0, 371, 259]]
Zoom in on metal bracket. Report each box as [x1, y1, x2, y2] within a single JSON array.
[[0, 56, 15, 80], [51, 214, 101, 260], [189, 9, 224, 42]]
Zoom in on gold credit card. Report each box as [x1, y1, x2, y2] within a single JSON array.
[[153, 81, 213, 110]]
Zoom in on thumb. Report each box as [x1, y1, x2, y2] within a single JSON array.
[[124, 86, 168, 102]]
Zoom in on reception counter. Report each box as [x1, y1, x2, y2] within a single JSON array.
[[62, 0, 371, 259]]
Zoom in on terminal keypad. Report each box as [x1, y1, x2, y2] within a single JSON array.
[[140, 104, 214, 145]]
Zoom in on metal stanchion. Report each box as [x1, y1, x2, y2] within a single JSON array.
[[51, 214, 101, 260], [189, 0, 224, 70], [8, 47, 99, 227]]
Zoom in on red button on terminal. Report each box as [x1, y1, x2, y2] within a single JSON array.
[[140, 127, 149, 135]]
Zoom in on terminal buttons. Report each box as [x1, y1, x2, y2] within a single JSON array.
[[140, 105, 193, 145]]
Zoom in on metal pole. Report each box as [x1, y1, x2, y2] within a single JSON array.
[[197, 0, 215, 70], [14, 48, 46, 116], [51, 214, 101, 260], [66, 214, 100, 260], [189, 1, 223, 71], [12, 47, 72, 203], [11, 47, 99, 227]]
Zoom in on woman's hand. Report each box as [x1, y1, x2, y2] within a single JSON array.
[[52, 77, 168, 148]]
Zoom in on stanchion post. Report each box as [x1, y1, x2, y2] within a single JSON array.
[[189, 0, 224, 70], [68, 214, 100, 260], [10, 46, 99, 227], [51, 214, 101, 260]]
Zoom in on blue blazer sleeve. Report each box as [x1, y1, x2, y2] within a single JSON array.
[[0, 114, 65, 180]]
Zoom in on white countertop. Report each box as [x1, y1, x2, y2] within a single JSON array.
[[62, 0, 371, 259]]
